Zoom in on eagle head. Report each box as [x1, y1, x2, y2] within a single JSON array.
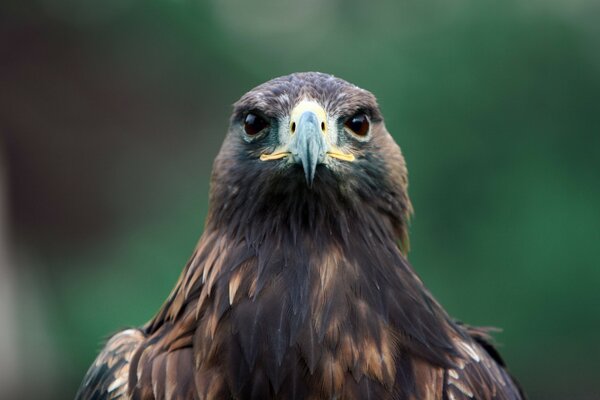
[[209, 72, 412, 249]]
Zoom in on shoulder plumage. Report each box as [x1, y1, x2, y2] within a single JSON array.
[[75, 329, 145, 400], [440, 324, 525, 400]]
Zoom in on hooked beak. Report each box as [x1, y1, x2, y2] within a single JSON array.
[[260, 100, 355, 186], [289, 110, 326, 185]]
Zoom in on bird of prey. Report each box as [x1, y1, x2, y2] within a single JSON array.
[[76, 72, 525, 400]]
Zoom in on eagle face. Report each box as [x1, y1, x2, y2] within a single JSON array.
[[231, 72, 382, 187], [213, 72, 412, 245]]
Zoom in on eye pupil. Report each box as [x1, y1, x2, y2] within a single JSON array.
[[244, 113, 268, 136], [345, 113, 370, 136]]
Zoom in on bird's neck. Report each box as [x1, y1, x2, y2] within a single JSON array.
[[149, 197, 457, 370]]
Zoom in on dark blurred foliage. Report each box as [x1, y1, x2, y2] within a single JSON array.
[[1, 0, 599, 399]]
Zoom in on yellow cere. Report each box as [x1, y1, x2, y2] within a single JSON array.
[[260, 99, 355, 162], [289, 100, 328, 135]]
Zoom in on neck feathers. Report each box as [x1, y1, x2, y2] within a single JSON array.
[[147, 197, 457, 397], [146, 147, 458, 397]]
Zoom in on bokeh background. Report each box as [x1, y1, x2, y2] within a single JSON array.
[[1, 0, 599, 398]]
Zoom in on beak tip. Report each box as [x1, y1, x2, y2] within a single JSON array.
[[300, 154, 317, 187], [305, 168, 316, 187]]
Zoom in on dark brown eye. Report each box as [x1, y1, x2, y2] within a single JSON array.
[[344, 113, 370, 137], [244, 113, 268, 136]]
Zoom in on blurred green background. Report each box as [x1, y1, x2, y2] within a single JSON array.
[[1, 0, 599, 398]]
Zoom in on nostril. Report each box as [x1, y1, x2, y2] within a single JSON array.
[[291, 122, 296, 133], [321, 122, 325, 131]]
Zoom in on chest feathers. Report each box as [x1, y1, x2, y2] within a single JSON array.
[[145, 221, 458, 399]]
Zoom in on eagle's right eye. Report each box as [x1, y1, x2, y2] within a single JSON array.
[[244, 113, 268, 136], [344, 113, 370, 137]]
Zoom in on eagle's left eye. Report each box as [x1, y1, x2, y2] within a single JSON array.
[[344, 113, 370, 137], [244, 113, 269, 136]]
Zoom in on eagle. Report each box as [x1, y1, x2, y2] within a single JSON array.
[[76, 72, 525, 400]]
